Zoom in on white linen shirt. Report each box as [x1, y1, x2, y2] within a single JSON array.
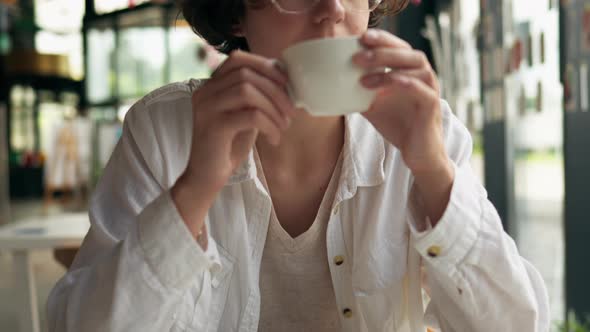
[[47, 79, 550, 332]]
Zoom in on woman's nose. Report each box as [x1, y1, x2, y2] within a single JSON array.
[[313, 0, 346, 25]]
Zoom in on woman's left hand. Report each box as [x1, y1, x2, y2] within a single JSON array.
[[354, 28, 454, 224]]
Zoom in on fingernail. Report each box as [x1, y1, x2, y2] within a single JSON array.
[[272, 60, 289, 81], [365, 29, 378, 41], [363, 74, 383, 87], [273, 59, 287, 73]]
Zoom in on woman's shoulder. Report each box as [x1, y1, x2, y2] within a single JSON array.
[[135, 79, 204, 108], [123, 79, 205, 136], [120, 79, 205, 187], [126, 79, 203, 119]]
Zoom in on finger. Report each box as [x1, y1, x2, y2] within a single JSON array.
[[361, 68, 438, 90], [213, 50, 288, 86], [207, 66, 296, 119], [221, 108, 282, 146], [382, 74, 439, 108], [359, 28, 412, 49], [353, 47, 429, 70], [204, 82, 289, 130]]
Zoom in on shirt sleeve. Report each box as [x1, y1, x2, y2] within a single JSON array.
[[406, 100, 550, 332], [46, 99, 220, 332]]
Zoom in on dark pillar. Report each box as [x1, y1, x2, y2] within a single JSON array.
[[477, 0, 515, 235], [560, 0, 590, 322], [0, 4, 11, 224], [389, 0, 437, 71]]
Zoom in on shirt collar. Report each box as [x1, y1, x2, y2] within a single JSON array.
[[226, 113, 386, 190]]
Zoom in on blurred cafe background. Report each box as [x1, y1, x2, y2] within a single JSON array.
[[0, 0, 588, 331]]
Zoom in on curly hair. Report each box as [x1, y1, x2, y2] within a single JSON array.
[[179, 0, 410, 54]]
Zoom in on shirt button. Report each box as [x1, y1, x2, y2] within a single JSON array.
[[342, 308, 353, 318], [427, 245, 441, 257], [333, 255, 345, 266]]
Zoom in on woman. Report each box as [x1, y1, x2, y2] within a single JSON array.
[[47, 0, 549, 331]]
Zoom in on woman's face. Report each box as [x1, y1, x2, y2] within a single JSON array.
[[238, 0, 371, 58]]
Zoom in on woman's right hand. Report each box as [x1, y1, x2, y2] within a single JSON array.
[[171, 50, 296, 242]]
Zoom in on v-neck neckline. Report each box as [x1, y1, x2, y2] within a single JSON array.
[[254, 146, 343, 252]]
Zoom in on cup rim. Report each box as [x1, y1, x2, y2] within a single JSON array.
[[281, 35, 362, 58]]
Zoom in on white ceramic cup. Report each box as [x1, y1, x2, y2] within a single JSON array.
[[280, 36, 377, 117]]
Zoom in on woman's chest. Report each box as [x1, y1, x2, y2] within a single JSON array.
[[193, 177, 413, 331], [208, 181, 411, 282]]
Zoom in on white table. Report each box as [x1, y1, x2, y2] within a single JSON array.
[[0, 213, 89, 332]]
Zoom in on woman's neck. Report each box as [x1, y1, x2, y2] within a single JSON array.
[[255, 110, 345, 182]]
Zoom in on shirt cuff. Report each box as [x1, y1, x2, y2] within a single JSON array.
[[137, 190, 221, 289], [407, 162, 483, 268]]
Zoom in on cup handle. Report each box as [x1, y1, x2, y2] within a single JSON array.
[[277, 59, 305, 109], [286, 83, 298, 107]]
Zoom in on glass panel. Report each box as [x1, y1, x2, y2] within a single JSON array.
[[34, 0, 84, 31], [117, 27, 166, 98], [88, 107, 117, 122], [34, 0, 85, 80], [88, 107, 121, 185], [117, 99, 137, 122], [0, 102, 9, 224], [38, 91, 93, 191], [38, 91, 65, 158], [87, 28, 116, 103], [9, 86, 36, 153], [35, 31, 84, 80], [168, 26, 224, 81], [94, 0, 150, 15], [508, 0, 564, 323]]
